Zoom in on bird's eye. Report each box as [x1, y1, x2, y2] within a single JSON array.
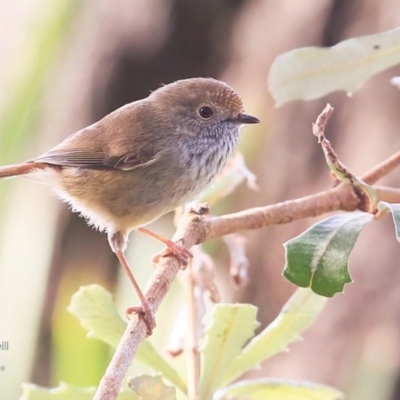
[[199, 106, 214, 119]]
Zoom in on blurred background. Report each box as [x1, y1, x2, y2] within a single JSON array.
[[1, 0, 400, 399]]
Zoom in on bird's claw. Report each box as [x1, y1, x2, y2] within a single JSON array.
[[152, 242, 193, 268], [126, 301, 156, 336]]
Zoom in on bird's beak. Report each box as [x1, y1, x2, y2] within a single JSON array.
[[232, 113, 260, 124]]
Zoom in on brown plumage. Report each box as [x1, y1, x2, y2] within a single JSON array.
[[0, 77, 259, 334]]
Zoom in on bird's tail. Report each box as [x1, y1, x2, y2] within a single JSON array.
[[0, 162, 49, 178]]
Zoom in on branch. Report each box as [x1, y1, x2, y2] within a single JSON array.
[[93, 211, 206, 400], [207, 184, 357, 239], [362, 151, 400, 185], [374, 186, 400, 203]]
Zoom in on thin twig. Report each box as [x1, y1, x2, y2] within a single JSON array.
[[374, 186, 400, 203], [206, 184, 358, 240], [362, 151, 400, 185]]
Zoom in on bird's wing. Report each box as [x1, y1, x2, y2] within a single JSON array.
[[32, 148, 107, 168], [33, 148, 157, 170], [31, 119, 160, 171]]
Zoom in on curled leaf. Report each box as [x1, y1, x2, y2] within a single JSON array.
[[284, 212, 373, 296]]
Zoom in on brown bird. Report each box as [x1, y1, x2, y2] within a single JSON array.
[[0, 77, 259, 333]]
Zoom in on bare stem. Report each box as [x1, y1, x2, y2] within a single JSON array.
[[375, 186, 400, 203], [207, 184, 357, 240], [362, 151, 400, 185]]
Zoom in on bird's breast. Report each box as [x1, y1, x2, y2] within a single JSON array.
[[51, 134, 236, 233]]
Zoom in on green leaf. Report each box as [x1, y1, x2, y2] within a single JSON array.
[[67, 284, 126, 348], [283, 212, 373, 296], [68, 285, 186, 393], [214, 379, 344, 400], [221, 288, 327, 387], [127, 375, 176, 400], [20, 382, 138, 400], [378, 202, 400, 241], [268, 26, 400, 106], [200, 304, 259, 400]]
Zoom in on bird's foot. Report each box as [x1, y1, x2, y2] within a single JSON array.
[[137, 227, 192, 267], [151, 241, 193, 268], [126, 299, 156, 336]]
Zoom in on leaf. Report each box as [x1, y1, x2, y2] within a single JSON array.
[[127, 375, 176, 400], [268, 26, 400, 106], [378, 202, 400, 241], [136, 342, 187, 393], [214, 379, 344, 400], [200, 304, 259, 400], [68, 285, 186, 393], [283, 212, 373, 296], [221, 289, 327, 387], [67, 284, 126, 347], [20, 382, 137, 400]]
